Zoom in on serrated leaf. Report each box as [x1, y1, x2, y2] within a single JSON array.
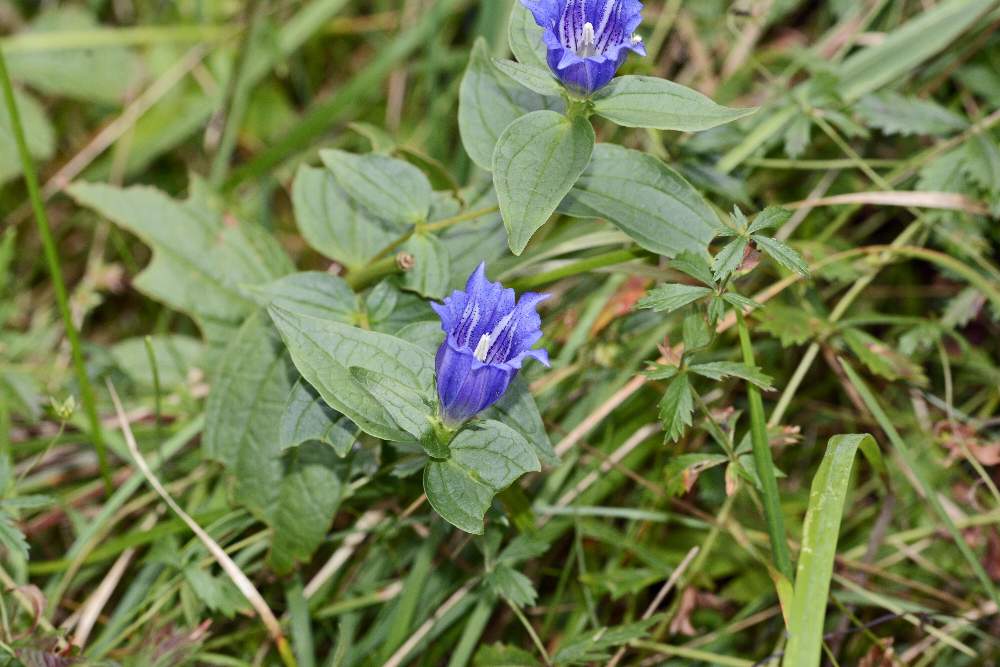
[[751, 234, 809, 276], [487, 564, 538, 606], [748, 207, 793, 235], [69, 180, 292, 350], [558, 144, 721, 257], [248, 271, 359, 323], [644, 363, 679, 380], [474, 643, 540, 667], [269, 306, 436, 441], [757, 303, 817, 347], [783, 114, 811, 159], [856, 91, 967, 137], [183, 567, 246, 618], [593, 76, 756, 131], [841, 328, 927, 385], [682, 313, 712, 351], [508, 3, 549, 71], [963, 133, 1000, 197], [291, 165, 395, 272], [722, 291, 761, 312], [637, 284, 713, 313], [402, 233, 450, 299], [423, 420, 540, 534], [659, 373, 693, 443], [552, 617, 659, 664], [493, 110, 595, 254], [0, 511, 29, 560], [689, 361, 774, 390], [669, 250, 716, 286], [459, 38, 562, 171], [492, 58, 563, 96], [281, 380, 358, 457], [713, 237, 748, 282], [321, 149, 432, 225]]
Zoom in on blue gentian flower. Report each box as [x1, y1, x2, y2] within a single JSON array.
[[521, 0, 646, 95], [432, 263, 550, 427]]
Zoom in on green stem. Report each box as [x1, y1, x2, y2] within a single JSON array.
[[0, 49, 112, 493], [735, 311, 792, 580], [508, 248, 649, 291], [368, 204, 499, 264], [345, 254, 404, 292]]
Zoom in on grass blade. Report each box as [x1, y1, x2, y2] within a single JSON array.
[[782, 433, 875, 667]]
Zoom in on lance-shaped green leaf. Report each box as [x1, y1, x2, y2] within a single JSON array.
[[558, 144, 721, 257], [637, 284, 713, 313], [712, 237, 748, 283], [321, 149, 432, 225], [459, 38, 562, 171], [269, 306, 435, 441], [402, 233, 451, 299], [508, 2, 549, 71], [659, 373, 693, 443], [751, 234, 809, 277], [593, 76, 756, 131], [423, 420, 540, 534], [493, 110, 595, 255], [291, 165, 395, 272], [482, 377, 558, 467], [668, 251, 716, 287], [492, 58, 563, 97]]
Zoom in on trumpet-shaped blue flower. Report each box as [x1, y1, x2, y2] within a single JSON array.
[[432, 263, 549, 427], [521, 0, 646, 95]]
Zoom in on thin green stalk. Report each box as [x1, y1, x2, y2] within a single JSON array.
[[345, 255, 405, 292], [0, 48, 112, 493], [368, 204, 499, 263], [736, 311, 792, 580], [508, 248, 649, 291], [143, 336, 163, 447]]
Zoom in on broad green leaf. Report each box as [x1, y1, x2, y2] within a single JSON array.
[[203, 313, 346, 574], [350, 367, 433, 440], [493, 110, 595, 255], [321, 149, 432, 225], [668, 250, 716, 287], [688, 361, 774, 390], [751, 234, 809, 276], [508, 3, 549, 71], [458, 39, 562, 171], [483, 376, 557, 466], [0, 511, 29, 561], [659, 373, 693, 443], [836, 0, 997, 102], [281, 380, 358, 457], [203, 313, 294, 520], [492, 58, 563, 97], [782, 434, 875, 667], [637, 284, 712, 313], [69, 180, 292, 350], [248, 271, 358, 324], [291, 165, 395, 272], [269, 442, 345, 574], [712, 238, 748, 283], [423, 420, 540, 534], [110, 335, 204, 389], [593, 76, 756, 131], [366, 282, 438, 334], [269, 306, 435, 441], [5, 7, 140, 104], [558, 144, 721, 257], [747, 207, 792, 235], [856, 92, 967, 137], [0, 87, 54, 186], [402, 233, 451, 299], [394, 320, 445, 357], [474, 643, 539, 667]]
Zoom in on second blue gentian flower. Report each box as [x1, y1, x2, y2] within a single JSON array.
[[521, 0, 646, 95], [432, 263, 549, 427]]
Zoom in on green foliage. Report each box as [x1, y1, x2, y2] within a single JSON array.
[[592, 76, 756, 131]]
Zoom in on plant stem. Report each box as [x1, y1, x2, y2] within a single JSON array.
[[508, 248, 649, 291], [0, 49, 112, 493], [735, 310, 792, 580], [369, 204, 499, 264], [345, 254, 405, 291]]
